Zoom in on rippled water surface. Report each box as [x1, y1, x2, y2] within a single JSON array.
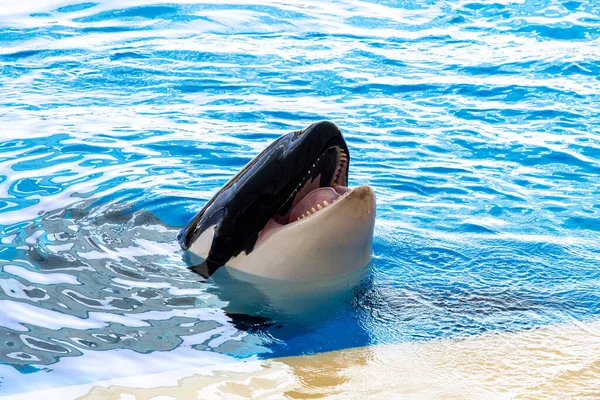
[[1, 0, 600, 395]]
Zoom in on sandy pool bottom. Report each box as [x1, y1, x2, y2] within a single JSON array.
[[6, 319, 600, 399]]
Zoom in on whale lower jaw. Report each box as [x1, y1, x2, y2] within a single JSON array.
[[225, 185, 376, 280]]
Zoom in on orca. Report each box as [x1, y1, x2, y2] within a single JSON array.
[[178, 121, 375, 280]]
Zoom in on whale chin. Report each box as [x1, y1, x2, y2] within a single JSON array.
[[187, 185, 375, 280]]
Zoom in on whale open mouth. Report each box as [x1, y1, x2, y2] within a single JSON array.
[[256, 146, 352, 244], [179, 121, 370, 278]]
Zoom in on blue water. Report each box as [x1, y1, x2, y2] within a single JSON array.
[[1, 0, 600, 394]]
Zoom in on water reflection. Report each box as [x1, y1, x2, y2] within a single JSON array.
[[0, 201, 254, 374], [208, 264, 371, 331]]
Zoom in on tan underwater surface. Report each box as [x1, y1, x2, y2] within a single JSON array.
[[7, 319, 600, 400]]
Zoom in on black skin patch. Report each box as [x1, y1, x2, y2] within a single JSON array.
[[180, 121, 350, 277], [190, 261, 219, 279]]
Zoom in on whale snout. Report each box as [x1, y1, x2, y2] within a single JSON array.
[[343, 185, 376, 221]]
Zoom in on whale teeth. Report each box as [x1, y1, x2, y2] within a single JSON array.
[[298, 202, 332, 221], [339, 149, 348, 167]]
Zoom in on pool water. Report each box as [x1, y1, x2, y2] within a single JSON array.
[[1, 0, 600, 395]]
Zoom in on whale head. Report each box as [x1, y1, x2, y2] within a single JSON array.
[[179, 121, 375, 280]]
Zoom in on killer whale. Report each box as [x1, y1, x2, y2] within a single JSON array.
[[178, 121, 375, 280]]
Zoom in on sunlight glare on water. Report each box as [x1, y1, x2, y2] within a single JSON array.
[[1, 0, 600, 396]]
